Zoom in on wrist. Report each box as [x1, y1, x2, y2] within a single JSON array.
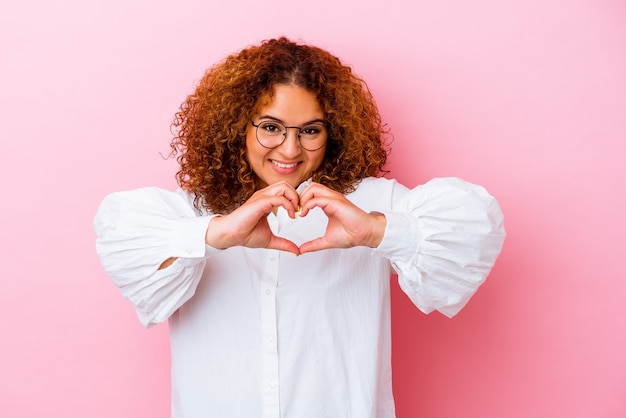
[[367, 212, 387, 248], [205, 215, 228, 249]]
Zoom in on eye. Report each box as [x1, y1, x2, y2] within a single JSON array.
[[301, 125, 324, 137], [259, 122, 284, 135]]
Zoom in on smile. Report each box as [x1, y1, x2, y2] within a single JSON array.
[[271, 160, 299, 169]]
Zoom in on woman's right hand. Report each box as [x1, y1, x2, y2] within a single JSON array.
[[204, 181, 301, 254]]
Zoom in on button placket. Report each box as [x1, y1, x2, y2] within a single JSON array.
[[260, 247, 280, 417]]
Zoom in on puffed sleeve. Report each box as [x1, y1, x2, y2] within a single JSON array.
[[93, 187, 220, 328], [372, 177, 505, 317]]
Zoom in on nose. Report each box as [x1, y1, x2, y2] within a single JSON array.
[[278, 127, 302, 156]]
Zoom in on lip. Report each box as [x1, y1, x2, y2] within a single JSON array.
[[270, 159, 301, 174]]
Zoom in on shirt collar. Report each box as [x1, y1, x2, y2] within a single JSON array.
[[296, 178, 313, 193]]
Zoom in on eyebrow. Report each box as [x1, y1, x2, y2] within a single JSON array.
[[256, 115, 326, 125]]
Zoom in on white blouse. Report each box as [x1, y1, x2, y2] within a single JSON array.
[[94, 176, 505, 418]]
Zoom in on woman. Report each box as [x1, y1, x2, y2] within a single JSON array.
[[94, 37, 505, 418]]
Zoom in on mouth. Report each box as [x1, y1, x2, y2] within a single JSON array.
[[271, 160, 300, 169]]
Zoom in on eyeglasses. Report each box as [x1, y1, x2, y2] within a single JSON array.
[[251, 120, 327, 151]]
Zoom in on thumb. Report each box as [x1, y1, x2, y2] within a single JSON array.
[[268, 236, 301, 255], [298, 237, 331, 255]]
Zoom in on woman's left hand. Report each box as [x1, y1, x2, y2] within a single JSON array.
[[297, 182, 387, 254]]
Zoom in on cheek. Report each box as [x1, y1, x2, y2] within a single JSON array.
[[244, 132, 260, 161], [311, 148, 327, 170]]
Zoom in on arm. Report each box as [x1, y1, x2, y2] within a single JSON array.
[[93, 187, 218, 328], [156, 180, 303, 268], [93, 182, 303, 327], [373, 177, 506, 317]]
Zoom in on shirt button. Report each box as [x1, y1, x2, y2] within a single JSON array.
[[265, 289, 272, 296]]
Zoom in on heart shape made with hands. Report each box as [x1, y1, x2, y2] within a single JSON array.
[[268, 205, 328, 255], [205, 182, 386, 256], [262, 199, 386, 256]]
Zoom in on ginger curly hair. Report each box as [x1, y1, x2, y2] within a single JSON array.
[[170, 37, 390, 214]]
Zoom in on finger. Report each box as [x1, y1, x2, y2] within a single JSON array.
[[245, 193, 298, 219], [299, 195, 342, 218], [264, 181, 300, 201], [298, 183, 342, 217], [262, 182, 300, 216], [268, 236, 301, 255], [297, 182, 332, 201], [266, 194, 300, 218], [298, 236, 333, 254]]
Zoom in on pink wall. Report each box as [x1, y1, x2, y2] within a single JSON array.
[[1, 0, 624, 416]]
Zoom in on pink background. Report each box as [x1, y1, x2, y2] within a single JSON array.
[[1, 0, 625, 416]]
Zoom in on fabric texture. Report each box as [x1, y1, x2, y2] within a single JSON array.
[[94, 176, 505, 418]]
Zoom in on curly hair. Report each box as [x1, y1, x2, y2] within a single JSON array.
[[170, 37, 390, 214]]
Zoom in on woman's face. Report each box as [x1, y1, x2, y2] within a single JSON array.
[[245, 84, 327, 189]]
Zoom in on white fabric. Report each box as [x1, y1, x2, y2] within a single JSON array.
[[94, 176, 505, 418]]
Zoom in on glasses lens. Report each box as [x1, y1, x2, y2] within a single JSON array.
[[299, 123, 327, 151], [256, 121, 285, 148]]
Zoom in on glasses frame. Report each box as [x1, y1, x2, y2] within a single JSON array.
[[250, 120, 328, 152]]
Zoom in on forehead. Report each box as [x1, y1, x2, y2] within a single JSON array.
[[254, 84, 324, 119]]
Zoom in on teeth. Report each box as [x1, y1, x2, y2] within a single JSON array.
[[272, 160, 298, 169]]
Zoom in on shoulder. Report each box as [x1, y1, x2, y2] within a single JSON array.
[[346, 177, 406, 211], [98, 187, 204, 216], [352, 176, 398, 191], [349, 177, 388, 198]]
